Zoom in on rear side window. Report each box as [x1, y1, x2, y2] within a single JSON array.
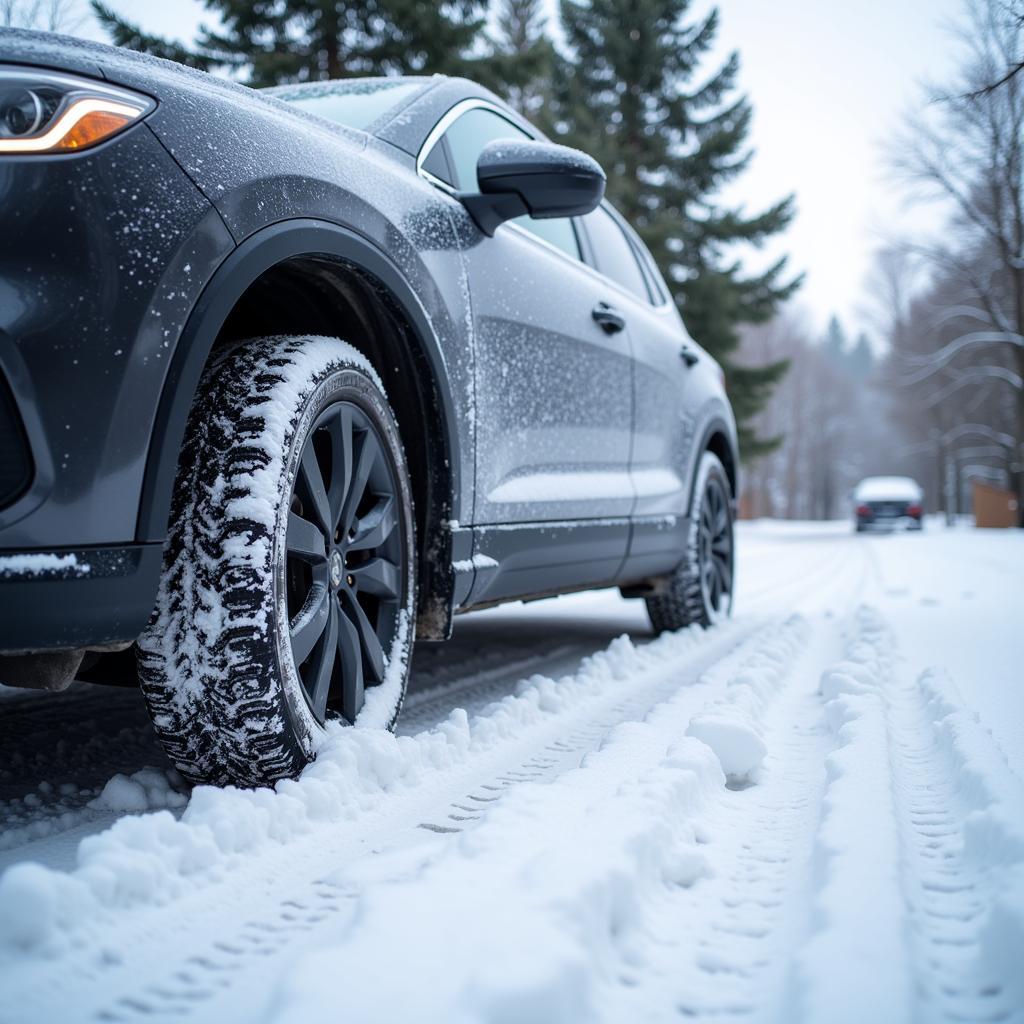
[[423, 106, 580, 260], [582, 206, 651, 303]]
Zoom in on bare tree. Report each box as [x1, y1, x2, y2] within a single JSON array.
[[893, 0, 1024, 521], [738, 311, 896, 521], [1, 0, 84, 31]]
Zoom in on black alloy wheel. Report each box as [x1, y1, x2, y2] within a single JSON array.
[[285, 401, 405, 725], [697, 472, 733, 618], [645, 451, 734, 633]]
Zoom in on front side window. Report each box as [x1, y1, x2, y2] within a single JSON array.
[[581, 206, 651, 302], [424, 106, 580, 260]]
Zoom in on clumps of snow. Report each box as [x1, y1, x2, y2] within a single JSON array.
[[88, 768, 188, 813], [0, 553, 90, 578], [685, 615, 807, 783], [797, 606, 910, 1022], [451, 553, 498, 573]]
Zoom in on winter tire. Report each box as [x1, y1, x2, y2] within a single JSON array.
[[137, 336, 416, 787], [645, 451, 734, 632]]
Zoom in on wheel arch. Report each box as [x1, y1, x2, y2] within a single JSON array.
[[136, 218, 460, 637], [698, 419, 738, 503]]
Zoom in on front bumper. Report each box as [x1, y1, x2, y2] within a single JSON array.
[[0, 542, 161, 651], [0, 119, 231, 550]]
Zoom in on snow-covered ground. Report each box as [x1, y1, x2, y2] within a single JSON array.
[[0, 520, 1021, 1023]]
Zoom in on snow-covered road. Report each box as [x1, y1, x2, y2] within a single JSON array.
[[0, 521, 1021, 1023]]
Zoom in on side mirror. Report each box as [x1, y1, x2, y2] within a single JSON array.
[[459, 139, 606, 237]]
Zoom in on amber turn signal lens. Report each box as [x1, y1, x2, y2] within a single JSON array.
[[51, 108, 134, 151]]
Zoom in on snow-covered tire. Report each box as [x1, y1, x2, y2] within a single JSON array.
[[137, 336, 416, 787], [645, 451, 734, 632]]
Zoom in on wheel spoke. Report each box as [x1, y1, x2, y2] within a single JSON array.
[[348, 496, 397, 552], [716, 554, 732, 595], [336, 603, 364, 723], [338, 430, 380, 537], [308, 600, 339, 719], [342, 588, 385, 683], [290, 584, 330, 667], [327, 406, 354, 533], [714, 505, 729, 539], [298, 444, 331, 534], [287, 511, 326, 563], [350, 556, 400, 600]]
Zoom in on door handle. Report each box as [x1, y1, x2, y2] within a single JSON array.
[[592, 301, 626, 335], [680, 343, 699, 367]]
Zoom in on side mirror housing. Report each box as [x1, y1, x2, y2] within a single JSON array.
[[459, 139, 606, 236]]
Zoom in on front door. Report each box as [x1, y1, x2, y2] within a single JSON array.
[[419, 103, 636, 528]]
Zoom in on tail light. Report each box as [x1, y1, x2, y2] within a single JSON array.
[[0, 67, 153, 154], [856, 505, 871, 517], [907, 504, 922, 517]]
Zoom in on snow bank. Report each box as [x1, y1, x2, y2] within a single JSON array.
[[0, 619, 736, 954], [797, 606, 913, 1024], [685, 615, 807, 782]]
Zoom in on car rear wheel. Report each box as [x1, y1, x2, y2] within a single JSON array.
[[137, 336, 416, 787], [646, 451, 733, 632]]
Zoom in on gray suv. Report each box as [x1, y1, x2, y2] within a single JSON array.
[[0, 32, 738, 786]]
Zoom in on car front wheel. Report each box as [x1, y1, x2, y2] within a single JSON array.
[[138, 335, 416, 787]]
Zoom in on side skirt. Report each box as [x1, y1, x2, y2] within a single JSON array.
[[457, 514, 688, 611]]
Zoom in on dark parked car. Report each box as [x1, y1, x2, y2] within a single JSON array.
[[0, 31, 738, 786], [853, 476, 924, 531]]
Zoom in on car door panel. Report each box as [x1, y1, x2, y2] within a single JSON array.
[[467, 223, 635, 524], [420, 103, 636, 527]]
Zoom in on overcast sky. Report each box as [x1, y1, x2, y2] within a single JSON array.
[[75, 0, 966, 345]]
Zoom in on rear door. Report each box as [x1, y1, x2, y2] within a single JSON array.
[[577, 205, 692, 518], [418, 102, 636, 529]]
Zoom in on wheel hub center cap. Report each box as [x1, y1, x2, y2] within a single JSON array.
[[329, 549, 344, 589]]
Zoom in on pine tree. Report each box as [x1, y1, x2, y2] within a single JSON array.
[[482, 0, 556, 116], [553, 0, 801, 459], [848, 332, 873, 379], [91, 0, 486, 87], [823, 315, 847, 365]]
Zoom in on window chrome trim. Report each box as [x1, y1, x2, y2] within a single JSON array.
[[415, 97, 526, 186]]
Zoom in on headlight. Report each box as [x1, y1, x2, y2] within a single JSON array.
[[0, 67, 153, 154]]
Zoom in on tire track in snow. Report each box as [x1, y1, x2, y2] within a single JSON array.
[[800, 606, 1022, 1024], [887, 672, 1018, 1022], [597, 614, 839, 1023], [0, 617, 769, 1024]]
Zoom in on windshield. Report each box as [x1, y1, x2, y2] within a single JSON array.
[[267, 79, 424, 131]]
